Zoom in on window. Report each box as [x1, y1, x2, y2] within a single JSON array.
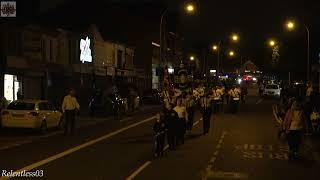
[[38, 102, 49, 110], [7, 102, 35, 110]]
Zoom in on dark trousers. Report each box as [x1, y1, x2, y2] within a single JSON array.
[[156, 133, 165, 156], [187, 107, 194, 130], [202, 109, 212, 134], [64, 110, 76, 135], [178, 118, 187, 144], [287, 130, 303, 154], [167, 129, 176, 150]]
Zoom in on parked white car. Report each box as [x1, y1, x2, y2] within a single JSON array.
[[1, 100, 63, 133], [263, 84, 281, 97]]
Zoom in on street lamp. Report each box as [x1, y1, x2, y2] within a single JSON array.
[[212, 45, 218, 51], [185, 3, 195, 13], [231, 34, 239, 42], [190, 56, 195, 61], [229, 50, 235, 57], [269, 39, 276, 47], [286, 21, 295, 31], [284, 20, 310, 81]]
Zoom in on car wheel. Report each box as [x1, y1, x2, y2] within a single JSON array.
[[39, 120, 48, 134]]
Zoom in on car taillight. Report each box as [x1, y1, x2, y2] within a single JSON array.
[[28, 112, 39, 116], [1, 111, 9, 115]]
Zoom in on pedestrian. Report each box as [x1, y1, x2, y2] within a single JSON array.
[[62, 88, 80, 135], [240, 82, 248, 104], [153, 112, 166, 157], [200, 92, 212, 135], [165, 103, 179, 150], [228, 86, 240, 114], [186, 93, 195, 131], [174, 98, 188, 145], [282, 100, 308, 159], [259, 83, 264, 97]]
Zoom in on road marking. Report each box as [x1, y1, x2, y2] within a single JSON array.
[[206, 171, 249, 179], [203, 131, 228, 178], [193, 121, 199, 126], [164, 145, 169, 150], [255, 98, 263, 104], [2, 115, 156, 179], [126, 161, 151, 180]]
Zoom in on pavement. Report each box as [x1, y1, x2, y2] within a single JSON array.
[[1, 90, 320, 180]]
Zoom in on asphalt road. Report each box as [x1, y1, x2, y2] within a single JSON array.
[[1, 91, 320, 180]]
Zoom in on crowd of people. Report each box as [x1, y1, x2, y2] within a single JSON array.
[[152, 82, 247, 157]]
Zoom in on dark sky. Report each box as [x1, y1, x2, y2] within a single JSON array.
[[17, 0, 320, 79]]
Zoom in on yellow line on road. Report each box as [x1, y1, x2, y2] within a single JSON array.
[[126, 161, 151, 180], [0, 115, 156, 180]]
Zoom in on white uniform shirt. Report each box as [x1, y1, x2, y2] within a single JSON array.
[[289, 111, 304, 130], [62, 95, 80, 113], [174, 106, 188, 120]]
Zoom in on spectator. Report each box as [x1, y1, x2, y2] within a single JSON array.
[[282, 100, 308, 159]]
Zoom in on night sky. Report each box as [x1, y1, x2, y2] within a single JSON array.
[[17, 0, 320, 80]]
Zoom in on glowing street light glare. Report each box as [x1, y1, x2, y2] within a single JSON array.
[[190, 56, 195, 61], [229, 51, 235, 57], [185, 3, 195, 13], [212, 45, 218, 51], [231, 34, 239, 42], [269, 40, 276, 47], [286, 21, 295, 30]]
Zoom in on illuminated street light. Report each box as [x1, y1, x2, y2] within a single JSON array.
[[190, 56, 195, 61], [231, 34, 239, 42], [286, 21, 295, 30], [229, 50, 235, 57], [185, 3, 195, 13], [269, 39, 276, 47], [284, 19, 310, 80], [212, 45, 218, 51]]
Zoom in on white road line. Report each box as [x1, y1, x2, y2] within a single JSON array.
[[218, 139, 223, 144], [1, 115, 156, 180], [193, 121, 199, 126], [256, 98, 263, 104], [214, 151, 219, 156], [126, 161, 151, 180], [164, 145, 169, 150]]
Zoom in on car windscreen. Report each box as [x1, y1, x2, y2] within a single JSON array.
[[7, 102, 35, 110], [265, 85, 278, 89]]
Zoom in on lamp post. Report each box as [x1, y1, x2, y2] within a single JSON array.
[[159, 2, 197, 91], [285, 20, 311, 81]]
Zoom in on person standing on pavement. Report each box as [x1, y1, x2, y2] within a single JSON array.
[[200, 92, 212, 135], [62, 88, 80, 135], [174, 99, 188, 145], [186, 93, 195, 131], [283, 100, 308, 159], [165, 103, 179, 150], [153, 112, 166, 157]]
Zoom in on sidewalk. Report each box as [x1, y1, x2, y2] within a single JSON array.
[[78, 105, 161, 127]]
